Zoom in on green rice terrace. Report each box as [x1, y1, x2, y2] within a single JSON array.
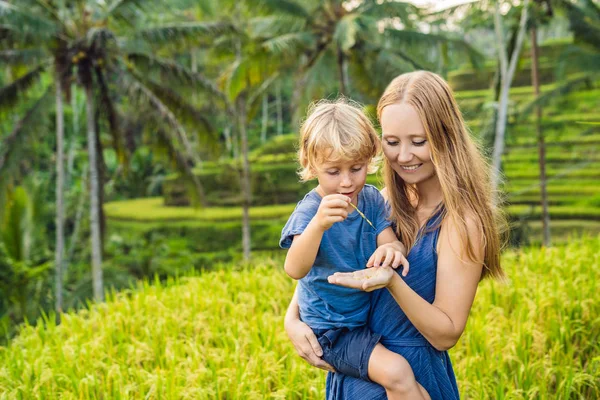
[[104, 81, 600, 266]]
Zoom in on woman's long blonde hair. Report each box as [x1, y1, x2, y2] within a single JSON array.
[[377, 71, 506, 280]]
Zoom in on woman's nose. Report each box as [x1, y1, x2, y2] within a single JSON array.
[[396, 145, 413, 163]]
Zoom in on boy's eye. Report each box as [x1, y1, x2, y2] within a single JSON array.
[[413, 140, 427, 146], [327, 171, 339, 176], [351, 167, 363, 172]]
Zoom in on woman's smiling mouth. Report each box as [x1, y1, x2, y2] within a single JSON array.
[[400, 163, 423, 171]]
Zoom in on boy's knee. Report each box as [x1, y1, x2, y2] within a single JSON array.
[[379, 356, 414, 392]]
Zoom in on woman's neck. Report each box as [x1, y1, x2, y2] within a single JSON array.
[[414, 175, 443, 210]]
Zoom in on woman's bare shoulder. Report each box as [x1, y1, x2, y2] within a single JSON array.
[[380, 187, 389, 201]]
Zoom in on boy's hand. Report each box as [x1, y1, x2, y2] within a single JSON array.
[[367, 242, 410, 277], [314, 194, 350, 231]]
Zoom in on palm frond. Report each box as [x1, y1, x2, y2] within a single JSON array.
[[334, 14, 359, 53], [104, 0, 145, 22], [259, 0, 311, 19], [563, 0, 600, 52], [357, 0, 419, 28], [224, 51, 281, 102], [135, 21, 235, 46], [0, 48, 46, 65], [249, 16, 307, 39], [0, 64, 47, 112], [119, 69, 203, 168], [261, 32, 314, 55], [134, 75, 219, 154], [556, 46, 600, 78], [0, 1, 56, 37], [0, 86, 53, 174], [126, 52, 233, 113]]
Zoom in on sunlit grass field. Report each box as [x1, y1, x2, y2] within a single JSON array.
[[1, 237, 599, 399]]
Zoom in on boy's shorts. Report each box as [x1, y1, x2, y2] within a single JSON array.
[[314, 326, 381, 381]]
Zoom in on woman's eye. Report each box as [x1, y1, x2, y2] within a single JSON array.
[[413, 140, 427, 146], [386, 140, 399, 146]]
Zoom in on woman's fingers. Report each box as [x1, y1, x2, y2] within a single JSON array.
[[306, 333, 323, 357], [328, 273, 364, 289]]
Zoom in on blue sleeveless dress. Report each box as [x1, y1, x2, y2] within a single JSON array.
[[326, 209, 460, 399]]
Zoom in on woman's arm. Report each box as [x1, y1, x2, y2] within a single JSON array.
[[284, 286, 335, 372], [385, 215, 484, 351], [328, 215, 484, 351]]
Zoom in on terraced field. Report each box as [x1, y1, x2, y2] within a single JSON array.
[[457, 83, 600, 245], [105, 83, 600, 255]]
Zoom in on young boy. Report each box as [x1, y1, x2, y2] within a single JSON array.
[[280, 99, 429, 399]]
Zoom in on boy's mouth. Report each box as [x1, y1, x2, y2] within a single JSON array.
[[340, 191, 354, 198]]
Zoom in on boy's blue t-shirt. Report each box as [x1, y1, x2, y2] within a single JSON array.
[[279, 184, 391, 330]]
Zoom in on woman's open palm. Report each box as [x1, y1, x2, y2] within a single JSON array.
[[328, 266, 395, 292]]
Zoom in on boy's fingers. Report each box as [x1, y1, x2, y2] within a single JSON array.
[[372, 252, 383, 267], [401, 257, 410, 276], [391, 251, 402, 268], [380, 249, 393, 267], [366, 253, 375, 267]]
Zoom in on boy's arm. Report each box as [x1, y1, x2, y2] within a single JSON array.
[[284, 194, 350, 280], [377, 226, 403, 247], [284, 219, 326, 280]]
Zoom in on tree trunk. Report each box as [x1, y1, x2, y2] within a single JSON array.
[[276, 80, 283, 135], [337, 49, 347, 96], [54, 74, 65, 318], [530, 26, 551, 246], [237, 96, 251, 261], [261, 94, 268, 143], [491, 0, 529, 192], [84, 83, 104, 302]]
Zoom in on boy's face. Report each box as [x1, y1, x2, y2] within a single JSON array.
[[314, 158, 369, 206]]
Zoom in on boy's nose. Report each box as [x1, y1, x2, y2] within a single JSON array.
[[340, 175, 352, 187]]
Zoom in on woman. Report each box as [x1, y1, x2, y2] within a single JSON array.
[[284, 71, 506, 399]]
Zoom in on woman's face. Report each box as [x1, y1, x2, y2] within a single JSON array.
[[380, 103, 436, 185]]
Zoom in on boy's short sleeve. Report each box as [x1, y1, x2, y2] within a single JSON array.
[[279, 198, 320, 249], [371, 189, 392, 236]]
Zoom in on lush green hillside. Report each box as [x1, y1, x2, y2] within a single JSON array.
[[0, 237, 598, 398], [139, 82, 600, 253]]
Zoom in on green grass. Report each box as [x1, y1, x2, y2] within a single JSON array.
[[105, 198, 296, 222], [0, 238, 599, 398]]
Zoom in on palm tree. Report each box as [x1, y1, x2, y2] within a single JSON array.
[[0, 0, 229, 302], [258, 0, 483, 120], [529, 0, 554, 247]]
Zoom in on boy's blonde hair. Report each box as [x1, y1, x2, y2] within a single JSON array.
[[298, 98, 380, 181]]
